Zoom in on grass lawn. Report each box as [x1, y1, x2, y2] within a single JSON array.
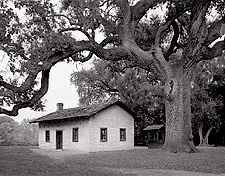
[[0, 146, 225, 176]]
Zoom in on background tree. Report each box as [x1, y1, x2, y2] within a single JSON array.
[[210, 57, 225, 146], [1, 0, 225, 152], [17, 119, 39, 145], [191, 57, 225, 146], [71, 58, 165, 123], [0, 116, 38, 145], [0, 116, 15, 143]]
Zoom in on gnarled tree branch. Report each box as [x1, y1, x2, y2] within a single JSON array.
[[201, 40, 225, 61], [131, 0, 158, 22], [115, 0, 134, 42], [164, 20, 179, 61], [99, 36, 121, 47], [183, 0, 211, 69], [0, 69, 50, 116], [205, 18, 225, 46], [59, 27, 94, 41]]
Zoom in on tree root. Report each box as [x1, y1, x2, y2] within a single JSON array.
[[163, 134, 200, 153]]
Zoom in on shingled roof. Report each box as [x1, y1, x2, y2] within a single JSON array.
[[30, 100, 137, 123]]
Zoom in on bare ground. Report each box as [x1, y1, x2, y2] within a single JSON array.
[[1, 146, 225, 176]]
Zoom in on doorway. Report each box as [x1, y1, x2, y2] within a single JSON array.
[[56, 131, 63, 150]]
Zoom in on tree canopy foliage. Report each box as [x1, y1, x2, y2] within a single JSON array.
[[0, 0, 224, 116], [1, 0, 225, 152]]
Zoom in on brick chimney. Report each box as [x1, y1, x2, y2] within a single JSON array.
[[56, 103, 64, 111]]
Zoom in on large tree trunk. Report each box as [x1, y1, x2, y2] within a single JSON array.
[[163, 68, 199, 153]]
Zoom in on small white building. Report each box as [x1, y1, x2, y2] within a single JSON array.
[[31, 100, 138, 152]]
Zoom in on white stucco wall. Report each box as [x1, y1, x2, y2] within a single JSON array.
[[88, 105, 134, 152], [39, 118, 90, 152]]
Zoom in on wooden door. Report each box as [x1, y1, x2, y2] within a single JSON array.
[[56, 131, 63, 150]]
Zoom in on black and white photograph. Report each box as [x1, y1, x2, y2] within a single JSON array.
[[1, 0, 225, 175]]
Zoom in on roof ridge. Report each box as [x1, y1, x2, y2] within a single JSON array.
[[30, 100, 137, 123]]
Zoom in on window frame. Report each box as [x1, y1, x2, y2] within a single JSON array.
[[45, 130, 50, 142], [72, 127, 79, 142], [100, 128, 107, 142], [120, 128, 126, 141]]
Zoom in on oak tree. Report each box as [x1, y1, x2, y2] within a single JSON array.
[[1, 0, 225, 152]]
